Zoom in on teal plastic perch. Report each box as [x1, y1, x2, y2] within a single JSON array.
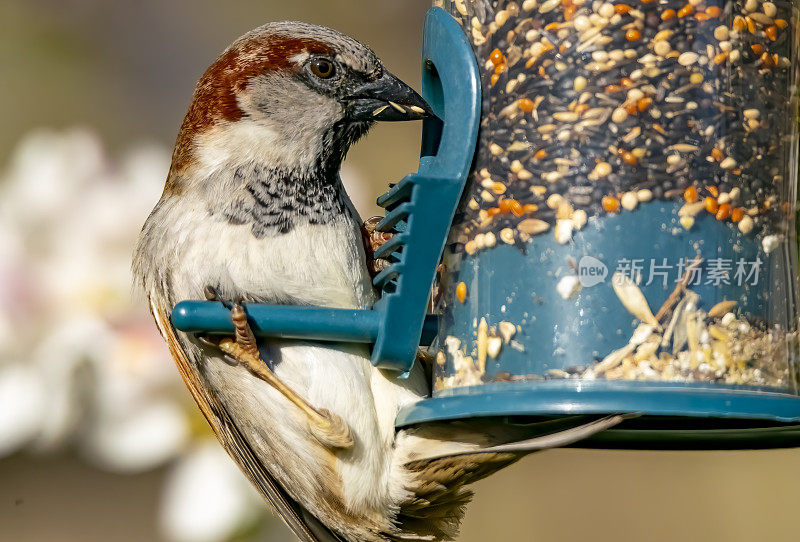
[[170, 7, 481, 374], [171, 302, 439, 346]]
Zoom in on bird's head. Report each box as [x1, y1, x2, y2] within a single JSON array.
[[169, 21, 431, 184]]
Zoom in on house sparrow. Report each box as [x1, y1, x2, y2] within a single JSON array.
[[133, 21, 624, 542]]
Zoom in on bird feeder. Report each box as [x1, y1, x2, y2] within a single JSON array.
[[173, 3, 800, 449]]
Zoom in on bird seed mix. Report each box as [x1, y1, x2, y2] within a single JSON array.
[[432, 0, 800, 391]]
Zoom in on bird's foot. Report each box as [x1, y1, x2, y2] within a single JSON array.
[[202, 287, 354, 450], [361, 216, 393, 277]]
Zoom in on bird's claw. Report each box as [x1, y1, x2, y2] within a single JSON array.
[[361, 216, 393, 277], [202, 290, 353, 450], [204, 285, 219, 302]]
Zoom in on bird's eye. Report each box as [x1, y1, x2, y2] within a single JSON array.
[[310, 58, 335, 79]]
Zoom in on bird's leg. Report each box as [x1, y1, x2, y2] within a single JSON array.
[[202, 288, 353, 449], [361, 216, 393, 277]]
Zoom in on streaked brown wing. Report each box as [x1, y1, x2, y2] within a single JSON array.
[[152, 302, 344, 542]]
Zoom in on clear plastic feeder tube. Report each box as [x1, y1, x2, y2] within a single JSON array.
[[433, 0, 800, 393]]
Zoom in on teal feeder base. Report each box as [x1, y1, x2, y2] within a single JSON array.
[[396, 380, 800, 450]]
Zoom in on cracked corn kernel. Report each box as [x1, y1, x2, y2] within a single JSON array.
[[716, 203, 732, 220], [621, 151, 637, 165], [489, 48, 505, 66], [602, 195, 620, 213], [518, 98, 534, 112], [499, 198, 524, 216], [766, 25, 778, 40], [456, 282, 467, 303]]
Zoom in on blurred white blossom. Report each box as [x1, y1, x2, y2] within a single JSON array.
[[0, 128, 268, 541], [160, 441, 263, 542], [0, 363, 46, 457]]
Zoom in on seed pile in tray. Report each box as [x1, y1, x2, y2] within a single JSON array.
[[437, 0, 796, 253], [435, 269, 798, 391]]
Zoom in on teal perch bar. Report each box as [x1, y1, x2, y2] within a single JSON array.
[[172, 300, 439, 346]]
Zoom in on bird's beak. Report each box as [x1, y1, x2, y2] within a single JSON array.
[[345, 69, 433, 122]]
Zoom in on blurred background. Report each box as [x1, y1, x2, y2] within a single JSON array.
[[1, 0, 799, 541]]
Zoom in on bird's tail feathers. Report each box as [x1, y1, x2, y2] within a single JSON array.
[[387, 414, 631, 541], [403, 413, 630, 463]]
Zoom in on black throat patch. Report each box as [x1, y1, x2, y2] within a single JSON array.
[[211, 120, 372, 237], [215, 163, 348, 237]]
